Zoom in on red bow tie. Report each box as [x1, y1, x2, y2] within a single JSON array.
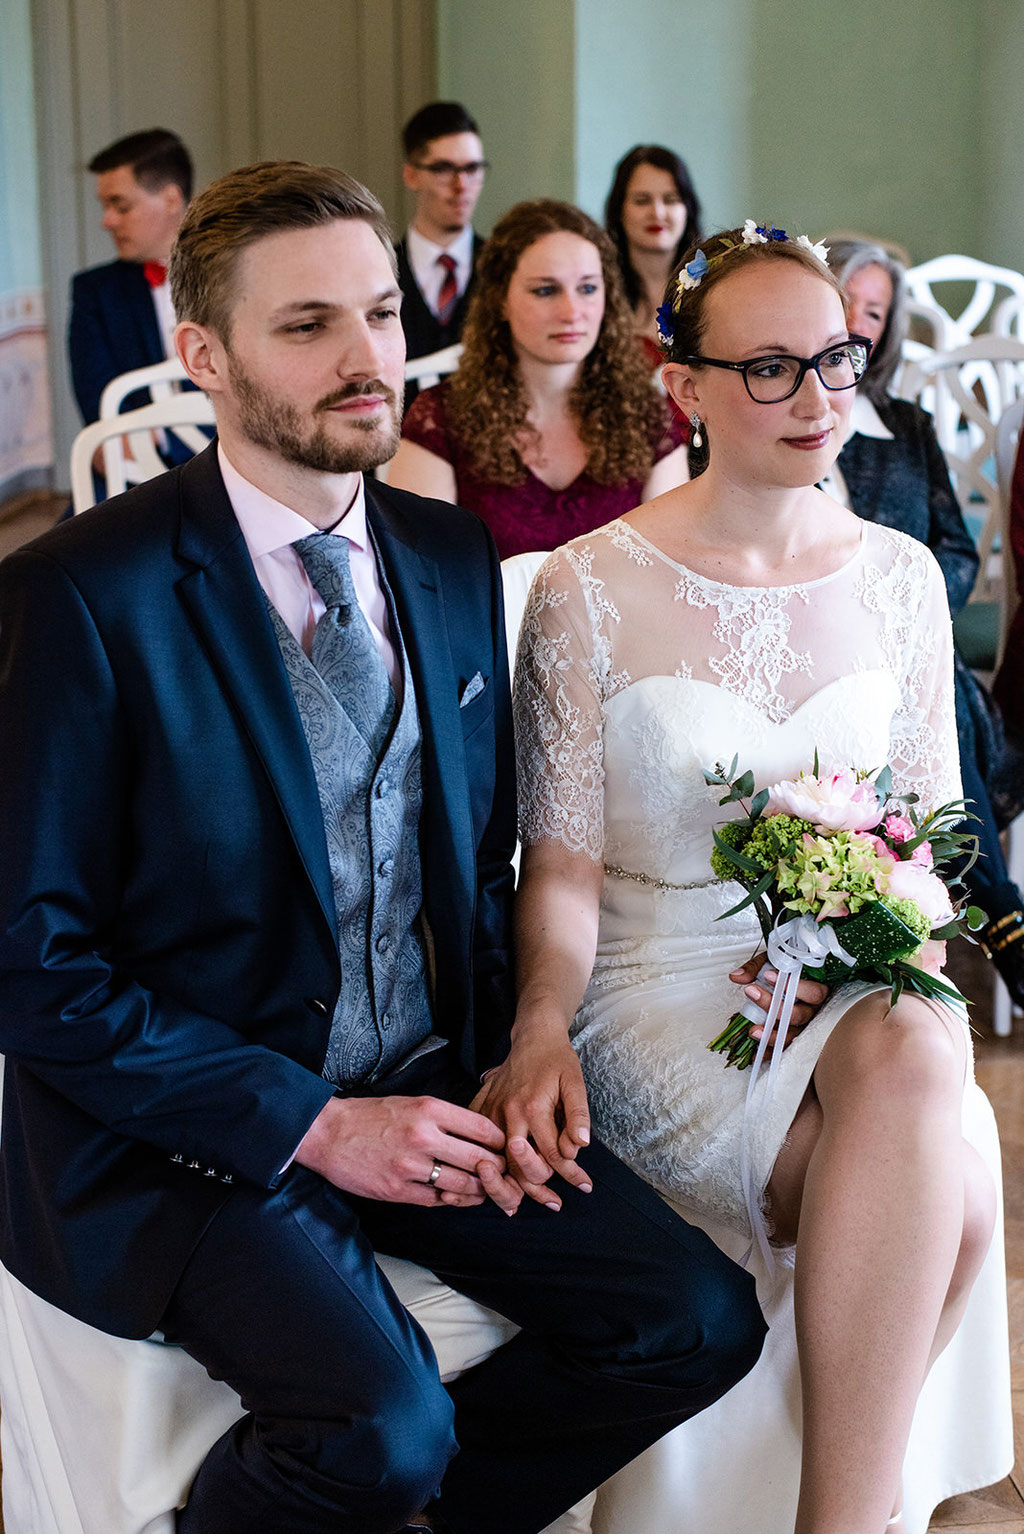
[[143, 261, 167, 288]]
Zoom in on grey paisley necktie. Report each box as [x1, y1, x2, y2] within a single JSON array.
[[294, 533, 395, 754]]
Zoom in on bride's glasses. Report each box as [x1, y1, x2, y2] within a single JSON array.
[[682, 336, 872, 403]]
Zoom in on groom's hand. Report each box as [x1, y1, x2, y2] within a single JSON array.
[[470, 1023, 593, 1212], [730, 954, 830, 1048], [295, 1094, 509, 1207]]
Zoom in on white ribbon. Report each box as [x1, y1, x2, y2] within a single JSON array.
[[739, 913, 855, 1273]]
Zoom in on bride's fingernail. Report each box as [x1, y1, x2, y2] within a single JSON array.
[[745, 985, 760, 1000]]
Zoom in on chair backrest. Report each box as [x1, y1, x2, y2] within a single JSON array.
[[404, 343, 463, 392], [904, 254, 1024, 348], [97, 358, 213, 491], [98, 357, 191, 416], [500, 550, 548, 671], [994, 397, 1024, 664], [897, 337, 1024, 611], [70, 392, 217, 513]]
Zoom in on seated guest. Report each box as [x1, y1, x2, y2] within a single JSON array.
[[389, 199, 689, 558], [398, 100, 486, 396], [0, 160, 765, 1534], [604, 144, 702, 370], [825, 235, 1024, 1004], [69, 128, 192, 427]]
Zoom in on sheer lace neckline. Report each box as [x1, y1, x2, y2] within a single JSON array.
[[615, 518, 867, 592]]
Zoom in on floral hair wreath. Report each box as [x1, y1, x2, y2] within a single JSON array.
[[655, 221, 831, 349]]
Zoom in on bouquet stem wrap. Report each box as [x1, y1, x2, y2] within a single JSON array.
[[740, 914, 855, 1271]]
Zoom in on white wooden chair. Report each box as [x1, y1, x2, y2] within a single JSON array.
[[95, 359, 213, 494], [897, 336, 1024, 619], [905, 254, 1024, 349], [404, 342, 463, 393], [70, 392, 216, 513]]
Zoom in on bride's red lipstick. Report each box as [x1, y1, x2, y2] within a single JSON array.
[[782, 430, 832, 450]]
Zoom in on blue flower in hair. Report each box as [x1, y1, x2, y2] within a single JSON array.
[[678, 249, 709, 291], [655, 299, 675, 347]]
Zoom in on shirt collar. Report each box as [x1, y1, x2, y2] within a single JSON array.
[[844, 391, 895, 444], [406, 222, 474, 270], [218, 442, 368, 559]]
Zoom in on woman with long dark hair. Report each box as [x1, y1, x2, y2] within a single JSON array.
[[604, 145, 702, 365]]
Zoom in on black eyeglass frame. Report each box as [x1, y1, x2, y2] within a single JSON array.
[[680, 336, 873, 403], [412, 159, 490, 180]]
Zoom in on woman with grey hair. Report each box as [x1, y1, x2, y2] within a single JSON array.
[[826, 235, 1024, 1009]]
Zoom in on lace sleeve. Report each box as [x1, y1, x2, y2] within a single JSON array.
[[885, 539, 962, 810], [513, 547, 608, 860]]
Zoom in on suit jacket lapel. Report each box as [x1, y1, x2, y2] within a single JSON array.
[[365, 482, 474, 914], [121, 262, 164, 368], [173, 448, 336, 935]]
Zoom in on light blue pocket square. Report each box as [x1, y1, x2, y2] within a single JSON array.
[[459, 671, 486, 708]]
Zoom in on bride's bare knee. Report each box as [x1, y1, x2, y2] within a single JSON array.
[[815, 991, 965, 1113]]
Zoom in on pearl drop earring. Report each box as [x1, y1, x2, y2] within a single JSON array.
[[690, 413, 703, 450]]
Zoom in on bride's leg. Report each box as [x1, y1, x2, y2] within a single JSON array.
[[765, 990, 994, 1534]]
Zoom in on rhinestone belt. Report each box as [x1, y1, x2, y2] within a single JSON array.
[[604, 864, 725, 894]]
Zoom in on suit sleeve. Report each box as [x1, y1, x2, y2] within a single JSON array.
[[0, 549, 335, 1185], [68, 271, 118, 425]]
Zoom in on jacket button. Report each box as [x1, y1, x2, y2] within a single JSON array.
[[307, 997, 330, 1017]]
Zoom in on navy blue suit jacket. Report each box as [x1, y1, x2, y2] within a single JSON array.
[[68, 259, 168, 425], [0, 446, 517, 1337]]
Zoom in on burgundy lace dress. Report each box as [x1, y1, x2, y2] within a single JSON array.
[[400, 382, 686, 558]]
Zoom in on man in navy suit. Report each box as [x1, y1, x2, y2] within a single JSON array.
[[68, 127, 193, 426], [397, 103, 486, 403], [0, 161, 764, 1534]]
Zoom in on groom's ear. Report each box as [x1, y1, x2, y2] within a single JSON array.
[[662, 362, 701, 417]]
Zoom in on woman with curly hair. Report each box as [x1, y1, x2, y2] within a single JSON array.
[[604, 144, 702, 367], [388, 199, 688, 558]]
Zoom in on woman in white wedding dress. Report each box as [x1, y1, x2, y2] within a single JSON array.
[[482, 228, 1003, 1534]]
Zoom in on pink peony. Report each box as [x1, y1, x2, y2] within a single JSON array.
[[885, 814, 915, 843], [886, 859, 954, 927], [910, 840, 934, 869], [765, 767, 881, 833]]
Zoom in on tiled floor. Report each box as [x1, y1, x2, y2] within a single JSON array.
[[0, 488, 1020, 1531]]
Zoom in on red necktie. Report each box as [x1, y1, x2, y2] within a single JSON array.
[[143, 261, 167, 288], [436, 254, 458, 323]]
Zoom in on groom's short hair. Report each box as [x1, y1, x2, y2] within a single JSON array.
[[169, 160, 396, 342]]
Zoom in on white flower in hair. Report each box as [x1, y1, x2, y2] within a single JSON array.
[[796, 234, 831, 264], [741, 219, 768, 245]]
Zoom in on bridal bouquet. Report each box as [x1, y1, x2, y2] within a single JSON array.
[[704, 757, 984, 1069]]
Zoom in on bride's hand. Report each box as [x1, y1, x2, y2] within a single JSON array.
[[469, 1020, 593, 1211], [729, 954, 830, 1048]]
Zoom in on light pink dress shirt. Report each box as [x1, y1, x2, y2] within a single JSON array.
[[218, 444, 399, 691]]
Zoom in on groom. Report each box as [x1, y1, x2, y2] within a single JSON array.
[[0, 161, 765, 1534]]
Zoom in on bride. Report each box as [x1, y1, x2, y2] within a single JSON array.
[[476, 226, 997, 1533]]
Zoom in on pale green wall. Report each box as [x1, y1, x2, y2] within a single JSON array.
[[574, 0, 755, 229], [436, 0, 1024, 267], [436, 0, 576, 232], [0, 0, 44, 300], [744, 0, 983, 264], [980, 0, 1024, 272]]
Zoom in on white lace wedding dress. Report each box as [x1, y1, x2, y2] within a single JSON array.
[[513, 517, 1013, 1533]]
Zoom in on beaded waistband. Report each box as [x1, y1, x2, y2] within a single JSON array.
[[603, 864, 725, 894]]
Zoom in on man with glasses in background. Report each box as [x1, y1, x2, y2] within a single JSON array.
[[398, 102, 487, 399]]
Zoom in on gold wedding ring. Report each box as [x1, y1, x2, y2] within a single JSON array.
[[428, 1160, 442, 1186]]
